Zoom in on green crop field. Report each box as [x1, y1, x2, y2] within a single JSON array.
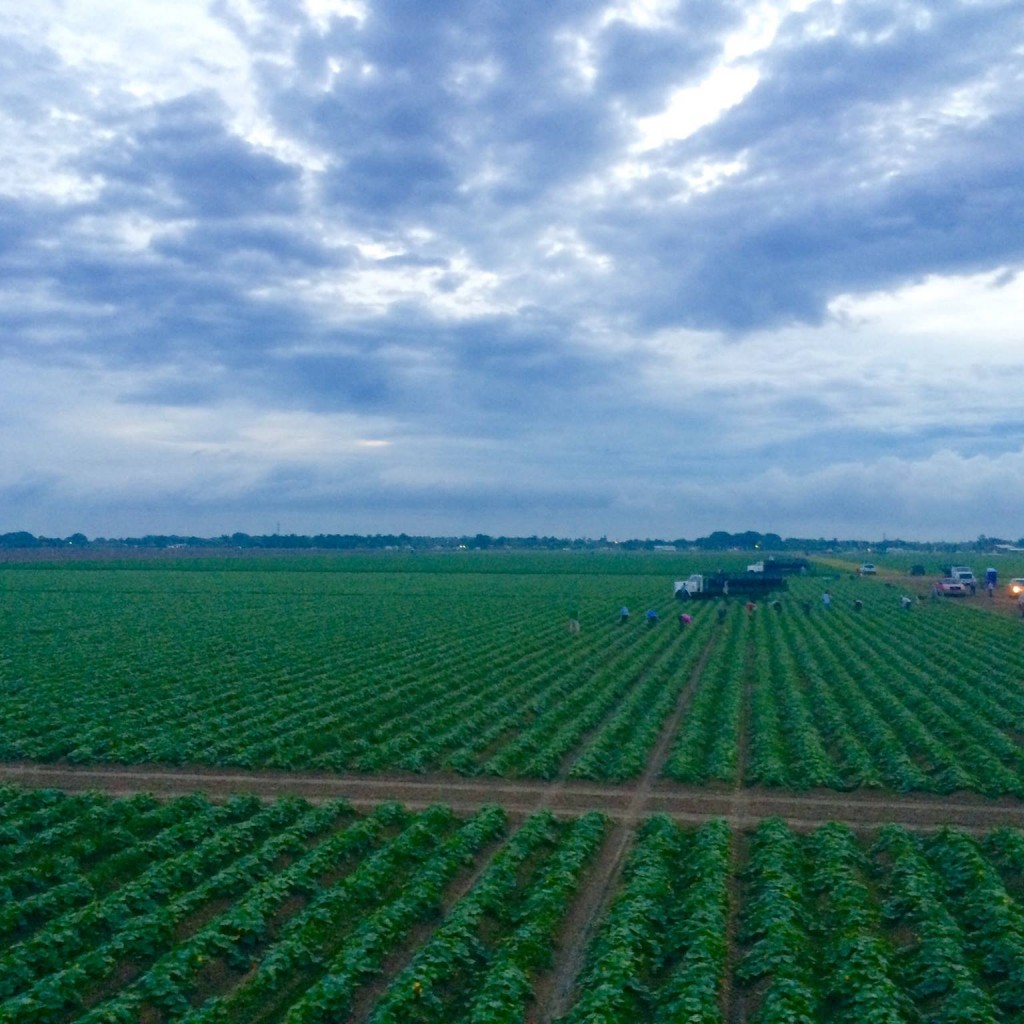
[[4, 550, 1024, 1022], [4, 787, 1024, 1023], [2, 552, 1024, 792]]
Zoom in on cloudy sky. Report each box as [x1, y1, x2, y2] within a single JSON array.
[[2, 0, 1023, 541]]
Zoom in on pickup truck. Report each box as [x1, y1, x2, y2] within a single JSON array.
[[936, 578, 967, 596], [946, 565, 977, 587]]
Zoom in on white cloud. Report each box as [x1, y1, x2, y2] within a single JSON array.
[[829, 267, 1024, 348], [2, 0, 1023, 540], [633, 63, 760, 150]]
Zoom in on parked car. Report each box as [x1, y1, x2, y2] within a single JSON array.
[[858, 563, 877, 575], [936, 578, 967, 596], [1009, 578, 1024, 596]]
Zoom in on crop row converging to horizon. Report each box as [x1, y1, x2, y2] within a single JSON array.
[[4, 552, 1024, 796]]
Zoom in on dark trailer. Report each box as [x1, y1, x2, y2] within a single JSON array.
[[675, 573, 788, 600]]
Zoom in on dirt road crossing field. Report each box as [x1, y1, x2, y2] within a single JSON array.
[[5, 760, 1023, 832]]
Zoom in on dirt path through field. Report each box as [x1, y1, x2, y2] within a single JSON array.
[[532, 627, 725, 1022], [3, 760, 1023, 831]]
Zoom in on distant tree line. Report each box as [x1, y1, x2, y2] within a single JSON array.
[[1, 530, 1019, 553]]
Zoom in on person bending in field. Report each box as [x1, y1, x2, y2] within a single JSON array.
[[646, 609, 659, 626], [678, 612, 692, 629], [620, 606, 629, 624]]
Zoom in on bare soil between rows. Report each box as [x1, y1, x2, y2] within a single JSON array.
[[4, 760, 1023, 832]]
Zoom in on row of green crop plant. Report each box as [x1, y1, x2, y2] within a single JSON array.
[[567, 607, 718, 780], [0, 580, 556, 767], [659, 576, 1024, 794], [559, 815, 731, 1023], [661, 607, 748, 782], [482, 602, 717, 779], [1, 565, 695, 778], [738, 816, 1024, 1023], [8, 566, 1024, 790], [10, 787, 1024, 1022], [755, 581, 1024, 794]]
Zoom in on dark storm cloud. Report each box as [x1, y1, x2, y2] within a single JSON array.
[[256, 0, 735, 227], [85, 94, 302, 219], [151, 222, 344, 272], [250, 304, 612, 430], [596, 0, 1024, 330]]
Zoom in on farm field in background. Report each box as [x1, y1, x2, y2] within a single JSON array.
[[5, 786, 1024, 1023], [3, 552, 1024, 794]]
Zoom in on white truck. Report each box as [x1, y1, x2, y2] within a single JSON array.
[[949, 565, 977, 587]]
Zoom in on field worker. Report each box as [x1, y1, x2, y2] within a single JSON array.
[[646, 609, 659, 626], [853, 599, 863, 612], [822, 590, 832, 610], [716, 605, 728, 623], [620, 606, 629, 624], [901, 595, 913, 610], [678, 612, 692, 629], [745, 600, 756, 616], [1018, 592, 1024, 618], [568, 611, 581, 634], [771, 600, 782, 612]]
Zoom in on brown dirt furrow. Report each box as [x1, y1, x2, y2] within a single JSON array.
[[2, 761, 1024, 831], [533, 822, 633, 1024], [346, 825, 510, 1024], [637, 629, 719, 792]]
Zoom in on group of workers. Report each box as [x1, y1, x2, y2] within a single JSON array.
[[617, 607, 675, 627], [597, 605, 724, 633], [574, 587, 928, 635]]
